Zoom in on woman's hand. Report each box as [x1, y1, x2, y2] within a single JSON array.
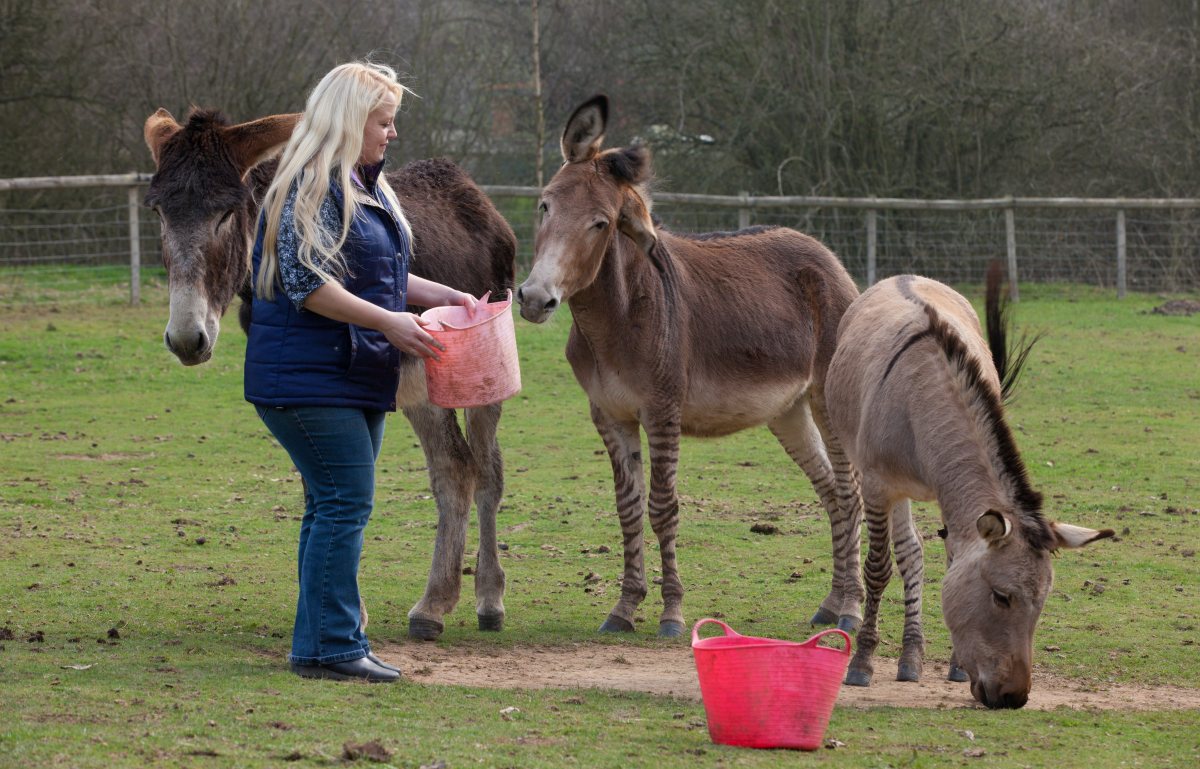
[[379, 312, 445, 360], [408, 275, 482, 316]]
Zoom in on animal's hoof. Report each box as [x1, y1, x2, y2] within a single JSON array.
[[897, 662, 921, 682], [836, 615, 862, 634], [810, 607, 838, 626], [657, 620, 685, 638], [844, 668, 872, 687], [477, 613, 504, 632], [948, 665, 969, 683], [407, 617, 444, 641], [598, 614, 636, 633]]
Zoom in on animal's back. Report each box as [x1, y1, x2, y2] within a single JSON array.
[[827, 275, 993, 499], [387, 158, 516, 308], [663, 225, 858, 387]]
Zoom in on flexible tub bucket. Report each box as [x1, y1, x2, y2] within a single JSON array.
[[421, 290, 521, 408], [691, 618, 851, 750]]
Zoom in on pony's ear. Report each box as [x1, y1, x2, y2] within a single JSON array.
[[222, 113, 301, 178], [144, 108, 182, 167], [1048, 522, 1115, 550], [601, 145, 652, 185], [561, 95, 608, 164], [976, 509, 1013, 544], [618, 189, 657, 257]]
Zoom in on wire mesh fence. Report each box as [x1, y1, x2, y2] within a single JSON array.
[[2, 177, 1199, 308]]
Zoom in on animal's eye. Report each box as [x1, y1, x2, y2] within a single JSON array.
[[591, 219, 608, 231], [991, 589, 1012, 608]]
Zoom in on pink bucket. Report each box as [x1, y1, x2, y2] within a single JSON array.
[[692, 619, 851, 750], [420, 290, 522, 408]]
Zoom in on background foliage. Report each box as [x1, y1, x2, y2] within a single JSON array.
[[4, 0, 1200, 198]]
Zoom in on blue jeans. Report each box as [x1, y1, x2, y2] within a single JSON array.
[[256, 405, 386, 665]]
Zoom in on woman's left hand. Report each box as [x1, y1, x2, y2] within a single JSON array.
[[449, 289, 482, 319]]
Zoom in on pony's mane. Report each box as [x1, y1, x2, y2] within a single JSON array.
[[893, 275, 1053, 550]]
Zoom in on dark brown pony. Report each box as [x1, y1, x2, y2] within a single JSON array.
[[143, 108, 516, 640], [517, 96, 865, 637]]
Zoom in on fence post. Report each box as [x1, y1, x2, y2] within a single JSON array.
[[1116, 209, 1127, 299], [738, 191, 750, 230], [866, 208, 877, 286], [127, 185, 141, 306], [1004, 205, 1018, 302]]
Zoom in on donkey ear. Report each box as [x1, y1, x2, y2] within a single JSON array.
[[561, 95, 609, 164], [144, 108, 182, 167], [976, 509, 1012, 543], [618, 190, 658, 257], [1048, 522, 1115, 550], [223, 113, 301, 177]]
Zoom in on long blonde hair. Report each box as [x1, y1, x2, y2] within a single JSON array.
[[256, 61, 413, 300]]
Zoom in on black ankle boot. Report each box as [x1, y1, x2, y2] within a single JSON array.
[[290, 656, 400, 683]]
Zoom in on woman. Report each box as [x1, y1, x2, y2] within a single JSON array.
[[245, 61, 478, 683]]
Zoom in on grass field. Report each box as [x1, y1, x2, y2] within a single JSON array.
[[1, 273, 1197, 768]]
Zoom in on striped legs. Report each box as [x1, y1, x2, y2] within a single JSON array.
[[891, 499, 926, 681], [592, 401, 686, 637], [845, 490, 926, 686], [645, 410, 685, 636], [770, 396, 865, 633], [592, 403, 649, 634]]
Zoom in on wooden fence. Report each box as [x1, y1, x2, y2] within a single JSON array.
[[3, 174, 1200, 304]]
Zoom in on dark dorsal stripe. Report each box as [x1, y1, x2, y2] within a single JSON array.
[[881, 274, 1052, 549]]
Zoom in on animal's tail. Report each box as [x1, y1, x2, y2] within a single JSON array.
[[985, 261, 1040, 402]]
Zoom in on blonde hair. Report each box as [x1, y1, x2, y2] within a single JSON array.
[[256, 61, 413, 300]]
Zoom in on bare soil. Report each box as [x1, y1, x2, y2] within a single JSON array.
[[376, 640, 1200, 711]]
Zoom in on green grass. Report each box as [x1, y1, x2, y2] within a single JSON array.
[[1, 277, 1197, 768]]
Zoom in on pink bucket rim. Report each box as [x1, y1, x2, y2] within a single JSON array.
[[691, 618, 852, 654], [422, 289, 512, 332]]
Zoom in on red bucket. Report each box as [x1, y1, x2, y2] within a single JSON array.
[[691, 618, 851, 750], [421, 290, 522, 408]]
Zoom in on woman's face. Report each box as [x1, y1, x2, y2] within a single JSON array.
[[358, 93, 398, 166]]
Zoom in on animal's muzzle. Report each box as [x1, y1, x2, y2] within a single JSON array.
[[164, 328, 213, 366], [515, 283, 559, 324]]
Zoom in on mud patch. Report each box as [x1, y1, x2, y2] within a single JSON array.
[[374, 640, 1200, 712]]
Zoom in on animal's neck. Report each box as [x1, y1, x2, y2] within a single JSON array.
[[569, 236, 671, 350]]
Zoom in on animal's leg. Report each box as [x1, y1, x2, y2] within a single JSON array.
[[770, 397, 864, 633], [811, 393, 865, 631], [591, 403, 649, 634], [466, 403, 506, 631], [644, 409, 685, 637], [401, 402, 475, 640], [941, 530, 969, 682], [891, 499, 925, 682], [845, 482, 892, 687]]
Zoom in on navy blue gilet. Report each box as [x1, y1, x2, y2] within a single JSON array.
[[243, 171, 410, 412]]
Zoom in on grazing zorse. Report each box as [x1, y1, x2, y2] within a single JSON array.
[[517, 95, 865, 637], [825, 264, 1113, 708], [143, 107, 516, 640]]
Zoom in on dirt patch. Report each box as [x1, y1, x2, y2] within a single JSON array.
[[1150, 299, 1200, 316], [374, 640, 1200, 712]]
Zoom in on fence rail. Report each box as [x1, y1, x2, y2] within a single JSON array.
[[3, 174, 1199, 305]]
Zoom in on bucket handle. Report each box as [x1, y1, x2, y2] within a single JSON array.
[[692, 618, 852, 656], [801, 627, 853, 656], [691, 617, 742, 645]]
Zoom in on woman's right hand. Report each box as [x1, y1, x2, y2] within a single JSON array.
[[380, 312, 445, 360]]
